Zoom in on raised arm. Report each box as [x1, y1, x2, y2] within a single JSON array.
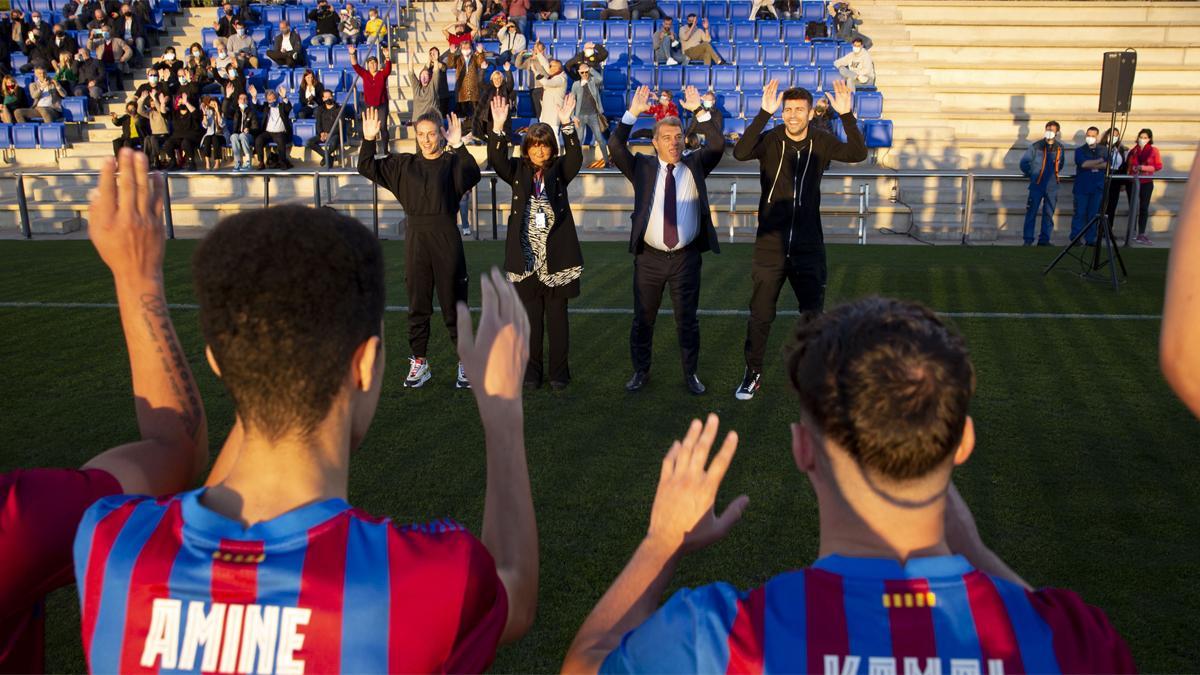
[[444, 112, 482, 195], [680, 86, 723, 173], [608, 84, 650, 180], [825, 80, 867, 163], [357, 107, 403, 186], [80, 149, 208, 496], [457, 268, 537, 644], [1161, 145, 1200, 417], [734, 79, 781, 161], [486, 95, 518, 185], [558, 92, 583, 182]]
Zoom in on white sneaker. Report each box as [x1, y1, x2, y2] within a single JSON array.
[[455, 362, 471, 389], [404, 356, 431, 388], [666, 57, 679, 66]]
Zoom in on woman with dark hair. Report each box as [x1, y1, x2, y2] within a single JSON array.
[[487, 92, 583, 389], [1127, 127, 1162, 245], [1100, 126, 1131, 231], [295, 68, 325, 119]]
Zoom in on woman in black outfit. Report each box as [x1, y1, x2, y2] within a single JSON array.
[[487, 91, 583, 390], [1100, 127, 1132, 232]]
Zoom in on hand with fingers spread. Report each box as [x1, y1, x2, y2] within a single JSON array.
[[680, 85, 701, 112], [761, 78, 784, 116], [445, 112, 463, 146], [826, 78, 853, 115], [628, 84, 652, 117], [558, 91, 575, 126], [456, 267, 530, 405], [490, 95, 510, 134], [647, 414, 749, 555], [362, 106, 381, 140], [88, 148, 165, 283]]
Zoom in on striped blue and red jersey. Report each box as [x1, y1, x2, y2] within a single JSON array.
[[73, 488, 508, 674], [602, 555, 1135, 674]]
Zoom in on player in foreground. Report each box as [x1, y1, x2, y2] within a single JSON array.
[[564, 297, 1134, 673], [1161, 144, 1200, 417], [73, 196, 538, 670], [0, 149, 209, 672]]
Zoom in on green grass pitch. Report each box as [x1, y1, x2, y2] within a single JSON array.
[[1, 240, 1197, 672]]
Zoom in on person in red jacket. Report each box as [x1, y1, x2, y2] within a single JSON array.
[[1127, 127, 1163, 245], [350, 43, 392, 156]]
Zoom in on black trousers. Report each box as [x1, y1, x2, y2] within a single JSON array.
[[1104, 179, 1133, 234], [516, 277, 571, 384], [200, 134, 224, 161], [531, 87, 543, 119], [406, 224, 468, 358], [1134, 180, 1153, 235], [744, 232, 827, 372], [254, 131, 291, 165], [439, 95, 453, 116], [266, 49, 301, 68], [161, 133, 199, 167], [631, 245, 702, 376], [112, 136, 142, 156]]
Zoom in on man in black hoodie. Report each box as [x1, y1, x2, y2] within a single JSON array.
[[731, 79, 866, 400]]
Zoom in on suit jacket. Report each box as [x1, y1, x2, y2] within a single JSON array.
[[271, 30, 304, 59], [113, 112, 149, 139], [257, 100, 293, 137], [224, 98, 260, 134], [488, 121, 584, 276], [608, 113, 724, 255]]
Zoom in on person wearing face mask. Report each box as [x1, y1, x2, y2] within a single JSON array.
[[50, 24, 80, 60], [1069, 126, 1109, 246], [340, 4, 362, 45], [294, 68, 324, 119], [14, 67, 66, 122], [267, 19, 305, 68], [444, 41, 486, 125], [153, 47, 178, 74], [161, 91, 201, 170], [74, 48, 106, 106], [110, 98, 146, 155], [538, 58, 568, 146], [1099, 127, 1132, 232], [224, 90, 259, 170], [225, 20, 259, 68], [565, 40, 608, 83], [495, 21, 526, 68], [199, 95, 226, 170], [683, 89, 722, 152], [1127, 128, 1162, 245], [631, 89, 679, 139], [519, 40, 550, 118], [137, 89, 171, 167], [1019, 120, 1066, 246], [20, 26, 56, 74], [364, 8, 386, 45], [91, 28, 132, 92], [252, 84, 294, 169], [304, 89, 345, 168], [832, 37, 874, 91], [0, 75, 30, 125], [731, 80, 865, 400], [210, 37, 234, 71], [52, 49, 78, 89], [213, 1, 237, 38], [474, 66, 515, 140], [571, 61, 609, 168], [115, 3, 144, 58]]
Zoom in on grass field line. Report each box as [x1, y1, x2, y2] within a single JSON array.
[[0, 301, 1163, 321]]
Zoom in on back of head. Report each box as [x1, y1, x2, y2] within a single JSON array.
[[193, 206, 385, 441], [786, 297, 975, 481]]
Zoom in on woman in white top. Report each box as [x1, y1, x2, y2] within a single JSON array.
[[538, 57, 568, 145], [198, 96, 226, 170]]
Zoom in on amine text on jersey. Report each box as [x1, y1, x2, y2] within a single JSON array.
[[74, 488, 508, 674], [601, 555, 1135, 675]]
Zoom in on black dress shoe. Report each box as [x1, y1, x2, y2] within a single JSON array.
[[524, 376, 542, 390], [685, 373, 706, 395], [550, 380, 569, 391], [625, 370, 649, 392]]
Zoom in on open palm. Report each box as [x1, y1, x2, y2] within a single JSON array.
[[362, 107, 381, 140], [558, 92, 575, 126], [491, 95, 510, 133]]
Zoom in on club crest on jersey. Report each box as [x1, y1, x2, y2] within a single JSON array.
[[824, 656, 1007, 675], [141, 598, 311, 674]]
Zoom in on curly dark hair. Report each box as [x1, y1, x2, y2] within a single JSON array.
[[193, 206, 386, 440], [784, 297, 975, 481], [520, 122, 559, 170]]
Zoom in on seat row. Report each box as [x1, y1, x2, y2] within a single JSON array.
[[0, 122, 68, 151], [526, 39, 848, 67], [553, 0, 825, 22], [532, 18, 833, 45]]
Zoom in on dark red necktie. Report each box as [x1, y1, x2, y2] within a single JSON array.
[[663, 163, 678, 249]]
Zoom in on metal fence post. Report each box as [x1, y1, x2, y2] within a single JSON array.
[[857, 183, 868, 245], [372, 181, 380, 236], [161, 172, 175, 240], [1125, 175, 1138, 246], [961, 173, 975, 245], [490, 176, 498, 240], [16, 174, 32, 239], [314, 171, 322, 208], [263, 175, 271, 209], [728, 179, 737, 242]]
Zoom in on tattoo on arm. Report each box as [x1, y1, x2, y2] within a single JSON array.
[[140, 293, 203, 442]]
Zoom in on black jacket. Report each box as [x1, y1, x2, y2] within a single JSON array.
[[49, 33, 80, 56], [224, 98, 260, 134], [215, 12, 237, 38], [609, 113, 725, 255], [564, 45, 608, 80], [733, 109, 866, 249], [271, 31, 304, 59], [256, 100, 293, 136], [76, 57, 104, 86], [113, 112, 149, 139], [488, 123, 584, 276], [314, 100, 342, 135], [111, 14, 144, 42], [358, 140, 481, 227], [307, 6, 339, 35]]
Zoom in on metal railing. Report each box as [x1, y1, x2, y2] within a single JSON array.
[[1, 168, 1188, 242]]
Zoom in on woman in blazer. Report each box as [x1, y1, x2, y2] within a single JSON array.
[[487, 92, 582, 389]]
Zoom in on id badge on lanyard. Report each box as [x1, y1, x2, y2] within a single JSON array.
[[533, 177, 547, 229]]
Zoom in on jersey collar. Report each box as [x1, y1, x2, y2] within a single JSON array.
[[178, 487, 351, 549], [813, 554, 975, 580]]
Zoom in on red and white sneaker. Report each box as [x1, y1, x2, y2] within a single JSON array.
[[404, 357, 431, 388]]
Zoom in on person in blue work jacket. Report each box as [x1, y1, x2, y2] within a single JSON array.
[[1070, 125, 1108, 246], [1019, 120, 1066, 246]]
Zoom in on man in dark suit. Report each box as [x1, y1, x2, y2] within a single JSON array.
[[266, 20, 305, 68], [609, 84, 724, 395]]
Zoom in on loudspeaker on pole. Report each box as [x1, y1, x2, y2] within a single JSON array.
[[1099, 51, 1136, 113]]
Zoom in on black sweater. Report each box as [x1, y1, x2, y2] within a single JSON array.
[[358, 141, 481, 227], [733, 109, 867, 250]]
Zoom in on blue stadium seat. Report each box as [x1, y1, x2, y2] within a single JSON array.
[[629, 64, 654, 88], [801, 0, 824, 22], [630, 42, 653, 64], [862, 119, 892, 147], [706, 18, 728, 41], [12, 124, 39, 149], [516, 91, 533, 118], [704, 0, 729, 18], [684, 65, 709, 89], [603, 63, 627, 90], [32, 0, 53, 12], [711, 64, 736, 90], [792, 65, 819, 91], [9, 52, 29, 71], [743, 95, 761, 118], [628, 116, 655, 144], [820, 67, 841, 92], [760, 44, 786, 65], [252, 25, 272, 46], [556, 21, 579, 43], [532, 22, 555, 44], [601, 91, 625, 117], [606, 40, 629, 65], [813, 41, 838, 65], [657, 66, 683, 91], [319, 68, 344, 91], [765, 66, 791, 88], [757, 20, 782, 42], [790, 43, 812, 64], [715, 91, 739, 119], [306, 45, 331, 68], [854, 90, 883, 119], [0, 124, 11, 149], [830, 115, 847, 142], [723, 116, 745, 137], [631, 21, 654, 42], [61, 96, 89, 123], [261, 5, 283, 24], [552, 42, 577, 62], [659, 1, 680, 19], [604, 20, 628, 41], [293, 25, 314, 43], [330, 45, 353, 69], [285, 6, 306, 25], [679, 1, 701, 19], [737, 65, 763, 91], [581, 20, 604, 43], [37, 122, 66, 149], [729, 21, 754, 43], [292, 118, 316, 146], [267, 68, 291, 89], [561, 0, 581, 20], [781, 21, 807, 43], [733, 43, 758, 65], [727, 1, 751, 21], [201, 27, 218, 49]]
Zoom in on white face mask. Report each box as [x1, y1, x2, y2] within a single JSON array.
[[218, 50, 226, 57], [1137, 138, 1147, 147], [1044, 130, 1055, 141], [1085, 136, 1097, 146], [192, 50, 200, 57], [164, 53, 175, 61], [852, 46, 861, 53], [239, 102, 247, 108]]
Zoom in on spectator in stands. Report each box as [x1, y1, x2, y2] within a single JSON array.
[[563, 297, 1136, 674], [267, 20, 305, 68], [0, 74, 29, 124], [340, 4, 363, 45], [809, 96, 834, 136], [214, 1, 237, 38], [21, 27, 55, 74], [211, 38, 235, 71], [629, 0, 662, 20], [198, 95, 225, 169], [749, 0, 779, 19], [14, 67, 66, 122], [445, 41, 487, 126], [571, 62, 608, 168], [1100, 127, 1132, 232], [496, 21, 526, 67], [132, 65, 163, 98], [365, 8, 387, 45], [428, 46, 452, 114], [226, 21, 258, 68], [161, 91, 201, 169], [444, 12, 475, 49], [565, 41, 608, 83], [1019, 120, 1065, 246], [309, 0, 340, 46], [534, 0, 561, 22], [539, 58, 567, 144], [138, 89, 169, 166], [1128, 128, 1162, 245], [456, 0, 483, 30], [225, 89, 258, 170], [350, 43, 392, 155], [185, 42, 218, 94], [50, 24, 80, 62], [60, 0, 93, 32], [409, 62, 441, 123], [684, 89, 721, 151], [630, 89, 680, 140], [294, 68, 324, 120], [52, 50, 78, 90], [519, 40, 549, 118], [2, 9, 30, 50], [109, 99, 145, 155], [1070, 126, 1107, 246], [252, 84, 293, 169], [114, 3, 145, 58], [475, 65, 515, 140], [600, 0, 631, 21], [92, 29, 133, 91], [680, 15, 724, 66], [85, 8, 109, 33], [174, 64, 200, 102], [833, 37, 874, 91], [74, 48, 105, 107], [26, 11, 52, 41], [830, 1, 859, 41], [504, 0, 531, 35], [653, 17, 685, 66], [305, 88, 344, 167], [218, 62, 245, 105], [152, 46, 177, 77]]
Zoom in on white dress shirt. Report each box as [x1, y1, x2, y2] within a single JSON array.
[[265, 105, 286, 133], [621, 110, 707, 251]]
